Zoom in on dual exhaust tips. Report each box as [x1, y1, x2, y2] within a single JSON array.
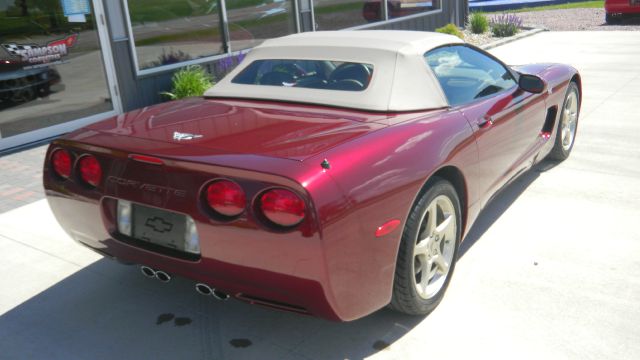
[[195, 283, 230, 301], [140, 266, 229, 301], [140, 266, 171, 282]]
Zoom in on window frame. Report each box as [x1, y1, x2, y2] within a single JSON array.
[[424, 44, 521, 108], [122, 0, 300, 77], [345, 0, 443, 30]]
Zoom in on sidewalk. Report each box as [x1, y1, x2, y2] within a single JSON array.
[[0, 145, 47, 213]]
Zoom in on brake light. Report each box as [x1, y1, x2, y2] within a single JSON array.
[[51, 149, 72, 179], [206, 179, 246, 217], [259, 189, 305, 227], [78, 155, 102, 187]]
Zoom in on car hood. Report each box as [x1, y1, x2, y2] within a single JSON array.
[[85, 98, 388, 161], [511, 63, 556, 76]]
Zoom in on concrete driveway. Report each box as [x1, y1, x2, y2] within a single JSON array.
[[0, 31, 639, 359]]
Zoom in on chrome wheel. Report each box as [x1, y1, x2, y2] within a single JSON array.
[[412, 195, 457, 300], [560, 89, 579, 151]]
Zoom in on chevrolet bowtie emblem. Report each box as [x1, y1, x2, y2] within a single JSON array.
[[173, 131, 203, 141], [145, 217, 173, 233]]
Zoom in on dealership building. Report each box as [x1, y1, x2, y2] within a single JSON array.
[[0, 0, 467, 153]]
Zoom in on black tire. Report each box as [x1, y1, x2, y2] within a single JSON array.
[[390, 177, 461, 315], [605, 13, 622, 24], [548, 81, 580, 161]]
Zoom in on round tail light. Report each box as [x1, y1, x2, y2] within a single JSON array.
[[259, 189, 306, 227], [51, 149, 72, 179], [78, 155, 102, 187], [206, 180, 246, 217]]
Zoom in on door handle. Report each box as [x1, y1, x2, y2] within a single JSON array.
[[478, 116, 494, 129]]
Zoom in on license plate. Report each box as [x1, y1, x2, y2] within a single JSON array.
[[132, 204, 187, 251]]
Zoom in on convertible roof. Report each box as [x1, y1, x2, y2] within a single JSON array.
[[205, 31, 464, 112]]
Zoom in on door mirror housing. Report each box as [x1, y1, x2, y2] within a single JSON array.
[[518, 74, 546, 94]]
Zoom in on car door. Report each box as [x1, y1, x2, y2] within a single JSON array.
[[425, 45, 546, 206]]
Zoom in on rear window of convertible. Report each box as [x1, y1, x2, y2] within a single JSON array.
[[232, 59, 374, 92]]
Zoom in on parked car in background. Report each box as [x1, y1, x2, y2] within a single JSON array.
[[605, 0, 640, 23], [43, 31, 581, 321], [0, 59, 63, 105]]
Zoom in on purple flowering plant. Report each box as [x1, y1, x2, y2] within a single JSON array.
[[490, 13, 523, 37]]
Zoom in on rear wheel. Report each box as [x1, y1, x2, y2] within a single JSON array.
[[548, 81, 580, 161], [390, 178, 461, 315]]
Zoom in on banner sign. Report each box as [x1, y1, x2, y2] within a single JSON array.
[[1, 34, 78, 69]]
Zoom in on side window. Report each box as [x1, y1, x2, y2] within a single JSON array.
[[425, 46, 517, 106]]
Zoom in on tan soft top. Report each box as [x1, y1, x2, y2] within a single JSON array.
[[205, 30, 464, 111]]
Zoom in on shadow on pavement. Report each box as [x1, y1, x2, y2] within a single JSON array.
[[459, 159, 559, 258], [0, 256, 424, 359]]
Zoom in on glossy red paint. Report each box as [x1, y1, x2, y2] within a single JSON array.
[[375, 219, 402, 238], [43, 63, 580, 321], [605, 0, 640, 14]]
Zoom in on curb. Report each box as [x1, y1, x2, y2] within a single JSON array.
[[480, 27, 548, 50]]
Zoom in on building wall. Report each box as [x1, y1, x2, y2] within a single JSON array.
[[106, 0, 468, 113]]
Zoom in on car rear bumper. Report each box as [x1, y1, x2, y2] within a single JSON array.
[[46, 193, 343, 320]]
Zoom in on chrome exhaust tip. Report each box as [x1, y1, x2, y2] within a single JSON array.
[[212, 289, 230, 301], [155, 271, 171, 283], [140, 266, 156, 278], [195, 283, 212, 296]]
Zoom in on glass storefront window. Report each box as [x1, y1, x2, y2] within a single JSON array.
[[387, 0, 439, 20], [315, 0, 384, 30], [125, 0, 224, 71], [0, 0, 113, 140], [226, 0, 297, 52]]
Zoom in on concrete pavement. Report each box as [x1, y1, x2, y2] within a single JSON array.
[[0, 31, 639, 359]]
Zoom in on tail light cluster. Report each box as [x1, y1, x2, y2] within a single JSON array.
[[204, 179, 306, 228], [50, 148, 103, 188]]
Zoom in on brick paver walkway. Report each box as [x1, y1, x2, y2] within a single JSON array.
[[0, 146, 47, 213]]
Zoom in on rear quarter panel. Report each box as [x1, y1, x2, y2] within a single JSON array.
[[302, 109, 479, 319]]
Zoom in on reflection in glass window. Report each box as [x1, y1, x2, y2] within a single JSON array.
[[388, 0, 439, 20], [226, 0, 296, 52], [233, 59, 374, 92], [315, 0, 383, 30], [126, 0, 223, 71], [425, 46, 516, 106], [0, 0, 113, 139]]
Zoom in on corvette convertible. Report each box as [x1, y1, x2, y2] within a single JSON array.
[[43, 31, 580, 321]]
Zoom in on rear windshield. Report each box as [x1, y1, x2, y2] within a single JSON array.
[[232, 59, 374, 92]]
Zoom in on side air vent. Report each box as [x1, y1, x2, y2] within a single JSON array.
[[541, 106, 558, 136]]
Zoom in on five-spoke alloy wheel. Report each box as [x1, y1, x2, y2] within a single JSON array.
[[390, 178, 461, 315], [549, 81, 580, 161]]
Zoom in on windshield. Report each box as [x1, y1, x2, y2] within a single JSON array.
[[232, 59, 374, 92]]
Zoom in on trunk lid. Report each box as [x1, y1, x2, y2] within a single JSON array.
[[86, 98, 388, 161]]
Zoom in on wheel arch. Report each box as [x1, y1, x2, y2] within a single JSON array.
[[571, 73, 582, 109], [412, 165, 469, 238]]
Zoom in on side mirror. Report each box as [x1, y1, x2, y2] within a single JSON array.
[[518, 74, 546, 94]]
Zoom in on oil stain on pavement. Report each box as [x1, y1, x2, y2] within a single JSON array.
[[155, 313, 192, 326], [229, 339, 252, 348]]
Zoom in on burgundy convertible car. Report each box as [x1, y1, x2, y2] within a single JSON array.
[[44, 31, 580, 321]]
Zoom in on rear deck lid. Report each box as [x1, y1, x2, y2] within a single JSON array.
[[86, 98, 388, 161]]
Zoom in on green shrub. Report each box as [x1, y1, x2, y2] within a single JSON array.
[[161, 65, 214, 100], [469, 12, 489, 34], [490, 13, 523, 37], [435, 23, 464, 39]]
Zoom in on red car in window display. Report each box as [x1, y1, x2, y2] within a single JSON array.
[[43, 31, 581, 321], [363, 0, 438, 22], [605, 0, 640, 23]]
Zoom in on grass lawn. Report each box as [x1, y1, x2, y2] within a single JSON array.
[[486, 1, 603, 13]]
